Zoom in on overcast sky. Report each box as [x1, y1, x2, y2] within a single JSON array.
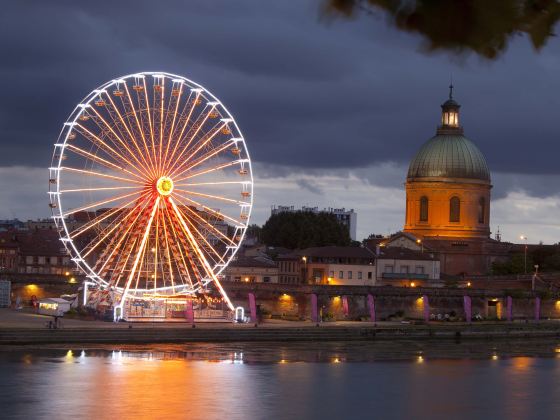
[[1, 1, 559, 243]]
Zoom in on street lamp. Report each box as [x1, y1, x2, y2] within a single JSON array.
[[416, 238, 423, 253], [520, 235, 528, 274], [301, 256, 308, 284]]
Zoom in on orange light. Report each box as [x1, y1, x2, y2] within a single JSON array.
[[410, 282, 416, 288], [156, 176, 174, 196], [467, 282, 471, 287]]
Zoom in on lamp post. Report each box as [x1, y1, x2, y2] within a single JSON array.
[[301, 256, 308, 284], [416, 239, 423, 253], [520, 235, 528, 274], [532, 264, 539, 291]]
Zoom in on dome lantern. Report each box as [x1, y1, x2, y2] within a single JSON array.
[[438, 84, 463, 135]]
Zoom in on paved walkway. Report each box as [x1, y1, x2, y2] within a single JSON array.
[[0, 308, 384, 329]]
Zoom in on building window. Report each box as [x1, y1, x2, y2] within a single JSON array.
[[416, 266, 425, 274], [357, 271, 362, 280], [339, 271, 344, 279], [478, 197, 485, 224], [263, 276, 271, 283], [419, 196, 428, 222], [384, 265, 394, 273], [401, 265, 409, 274], [329, 270, 334, 278], [449, 196, 460, 222], [367, 272, 373, 279], [348, 271, 352, 279]]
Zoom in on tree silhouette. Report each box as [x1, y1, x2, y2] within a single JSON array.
[[324, 0, 560, 59], [262, 211, 351, 249]]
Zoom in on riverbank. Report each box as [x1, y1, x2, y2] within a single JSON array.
[[2, 322, 560, 345], [2, 309, 560, 345]]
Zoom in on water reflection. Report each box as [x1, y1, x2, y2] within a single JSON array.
[[3, 341, 560, 419]]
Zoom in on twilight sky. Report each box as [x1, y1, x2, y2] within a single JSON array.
[[1, 1, 559, 242]]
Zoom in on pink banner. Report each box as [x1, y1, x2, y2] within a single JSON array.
[[342, 296, 349, 317], [535, 297, 541, 321], [423, 295, 430, 323], [248, 293, 257, 323], [311, 294, 318, 323], [367, 294, 376, 323], [463, 295, 472, 323], [506, 296, 513, 322], [185, 299, 194, 324]]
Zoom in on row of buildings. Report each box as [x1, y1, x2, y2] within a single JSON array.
[[224, 232, 441, 287], [0, 218, 440, 288]]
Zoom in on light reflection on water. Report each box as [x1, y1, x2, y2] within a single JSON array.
[[2, 341, 560, 420]]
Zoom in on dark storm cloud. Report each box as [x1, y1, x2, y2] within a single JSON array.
[[0, 0, 559, 196]]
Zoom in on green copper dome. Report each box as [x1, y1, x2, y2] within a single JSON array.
[[407, 134, 491, 182]]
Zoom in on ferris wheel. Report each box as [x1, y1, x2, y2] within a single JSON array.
[[48, 72, 253, 317]]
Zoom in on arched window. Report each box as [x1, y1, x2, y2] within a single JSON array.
[[419, 196, 428, 222], [478, 197, 486, 224], [449, 197, 460, 222]]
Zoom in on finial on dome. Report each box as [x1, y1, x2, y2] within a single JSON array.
[[449, 83, 454, 99]]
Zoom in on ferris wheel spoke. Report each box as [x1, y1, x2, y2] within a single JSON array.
[[122, 83, 158, 176], [153, 77, 165, 176], [94, 198, 153, 284], [159, 206, 177, 292], [164, 206, 200, 289], [174, 188, 249, 206], [120, 196, 160, 306], [171, 193, 235, 247], [170, 198, 235, 311], [169, 119, 224, 171], [169, 200, 220, 281], [161, 82, 186, 174], [108, 240, 136, 291], [60, 167, 145, 185], [60, 185, 140, 194], [62, 189, 144, 218], [74, 123, 147, 178], [166, 109, 219, 176], [162, 201, 198, 288], [69, 191, 149, 239], [64, 144, 145, 181], [171, 191, 244, 227], [174, 160, 239, 183], [173, 203, 225, 265], [170, 138, 234, 180], [139, 77, 158, 174], [100, 91, 156, 178], [166, 91, 202, 170], [88, 106, 154, 179], [82, 195, 151, 259], [174, 181, 248, 187]]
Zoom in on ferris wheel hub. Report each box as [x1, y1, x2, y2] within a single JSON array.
[[156, 176, 174, 196]]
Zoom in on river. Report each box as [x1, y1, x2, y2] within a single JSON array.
[[1, 340, 560, 419]]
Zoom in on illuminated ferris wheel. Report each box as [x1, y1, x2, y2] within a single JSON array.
[[48, 72, 252, 317]]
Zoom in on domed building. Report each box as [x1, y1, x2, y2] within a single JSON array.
[[397, 87, 508, 276], [404, 88, 491, 239]]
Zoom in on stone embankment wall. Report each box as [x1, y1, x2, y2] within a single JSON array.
[[226, 283, 560, 322], [7, 279, 560, 322]]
